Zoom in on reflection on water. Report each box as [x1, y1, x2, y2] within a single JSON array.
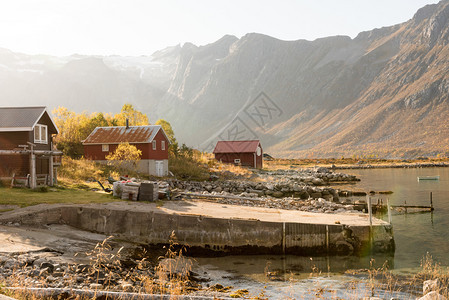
[[344, 167, 449, 269], [189, 167, 449, 297], [192, 254, 408, 299]]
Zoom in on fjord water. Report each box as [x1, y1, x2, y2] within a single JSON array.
[[346, 167, 449, 269], [191, 167, 449, 298]]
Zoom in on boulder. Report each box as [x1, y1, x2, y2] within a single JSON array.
[[423, 279, 440, 296], [418, 291, 447, 300], [272, 191, 284, 198]]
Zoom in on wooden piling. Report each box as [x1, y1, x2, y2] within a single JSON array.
[[387, 198, 392, 225], [430, 192, 433, 210]]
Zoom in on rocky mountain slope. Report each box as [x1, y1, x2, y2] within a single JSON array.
[[1, 1, 449, 158]]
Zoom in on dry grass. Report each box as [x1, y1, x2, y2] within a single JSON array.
[[263, 157, 449, 170], [168, 155, 210, 181], [1, 234, 198, 299]]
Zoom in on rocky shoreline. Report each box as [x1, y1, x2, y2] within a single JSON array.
[[164, 167, 369, 214], [0, 239, 224, 299], [333, 162, 449, 170]]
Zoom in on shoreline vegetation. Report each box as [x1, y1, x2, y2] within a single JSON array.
[[263, 157, 449, 170]]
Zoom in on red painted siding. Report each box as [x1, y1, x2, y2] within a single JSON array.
[[215, 152, 263, 168], [0, 132, 30, 150], [0, 154, 29, 176], [214, 144, 263, 168], [84, 129, 169, 160]]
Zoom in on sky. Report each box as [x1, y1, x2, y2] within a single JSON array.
[[0, 0, 441, 56]]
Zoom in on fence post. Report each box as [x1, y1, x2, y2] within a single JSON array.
[[387, 198, 392, 225]]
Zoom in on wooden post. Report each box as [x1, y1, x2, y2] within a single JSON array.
[[366, 195, 373, 227], [387, 198, 392, 225], [28, 143, 37, 189], [49, 154, 54, 186], [282, 222, 286, 255], [430, 192, 433, 210]]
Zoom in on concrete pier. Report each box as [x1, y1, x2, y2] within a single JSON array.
[[0, 200, 394, 256]]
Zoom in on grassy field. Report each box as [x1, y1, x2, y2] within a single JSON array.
[[0, 183, 116, 208]]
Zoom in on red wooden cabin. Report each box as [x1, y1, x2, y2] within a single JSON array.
[[213, 140, 263, 169], [83, 125, 170, 176], [0, 106, 61, 187]]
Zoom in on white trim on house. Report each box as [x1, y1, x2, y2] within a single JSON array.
[[0, 127, 33, 132], [31, 108, 60, 134], [34, 124, 48, 144]]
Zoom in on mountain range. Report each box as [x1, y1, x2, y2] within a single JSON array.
[[1, 1, 449, 158]]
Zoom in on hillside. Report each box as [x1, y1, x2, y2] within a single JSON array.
[[1, 1, 449, 158]]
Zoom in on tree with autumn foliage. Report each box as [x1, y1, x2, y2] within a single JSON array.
[[114, 104, 149, 126], [52, 104, 149, 158], [105, 142, 142, 173]]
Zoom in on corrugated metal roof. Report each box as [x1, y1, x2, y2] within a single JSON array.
[[83, 125, 163, 144], [0, 106, 45, 129], [213, 140, 261, 154], [0, 106, 58, 133]]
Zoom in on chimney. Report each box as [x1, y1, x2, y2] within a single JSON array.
[[126, 118, 129, 129]]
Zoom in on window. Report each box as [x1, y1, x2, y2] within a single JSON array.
[[161, 141, 165, 151], [234, 159, 241, 164], [34, 124, 48, 144], [102, 144, 109, 152], [152, 140, 157, 150]]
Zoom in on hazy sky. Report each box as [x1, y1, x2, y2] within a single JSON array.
[[0, 0, 440, 56]]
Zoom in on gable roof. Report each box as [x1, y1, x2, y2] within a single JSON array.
[[0, 106, 59, 134], [213, 140, 261, 154], [82, 125, 169, 145]]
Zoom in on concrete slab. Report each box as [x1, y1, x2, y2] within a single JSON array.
[[95, 200, 387, 226]]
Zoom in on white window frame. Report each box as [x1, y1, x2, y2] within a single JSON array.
[[34, 124, 48, 144], [234, 158, 241, 164], [102, 144, 109, 152], [161, 141, 165, 151], [152, 140, 157, 150]]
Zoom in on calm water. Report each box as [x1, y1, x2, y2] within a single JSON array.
[[345, 167, 449, 269], [191, 167, 449, 298]]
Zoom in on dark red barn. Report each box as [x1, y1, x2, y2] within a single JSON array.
[[213, 140, 263, 169], [83, 125, 170, 176]]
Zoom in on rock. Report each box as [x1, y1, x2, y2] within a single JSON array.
[[89, 283, 104, 290], [315, 167, 329, 173], [423, 279, 440, 295], [272, 191, 284, 198], [4, 259, 20, 269], [0, 255, 9, 265], [310, 192, 322, 199], [418, 291, 447, 300], [311, 178, 323, 185], [40, 262, 55, 273]]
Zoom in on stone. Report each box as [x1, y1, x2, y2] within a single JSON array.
[[423, 279, 440, 295], [4, 259, 20, 269], [272, 191, 284, 198], [418, 291, 447, 300], [89, 283, 104, 290], [40, 262, 55, 273]]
